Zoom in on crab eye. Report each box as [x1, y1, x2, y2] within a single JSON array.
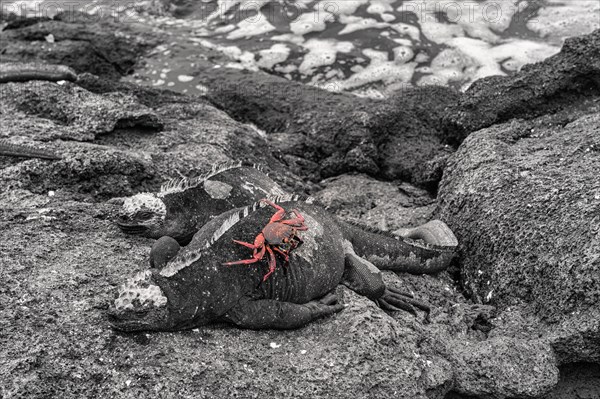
[[137, 211, 154, 220]]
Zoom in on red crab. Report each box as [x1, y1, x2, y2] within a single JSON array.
[[223, 199, 308, 281]]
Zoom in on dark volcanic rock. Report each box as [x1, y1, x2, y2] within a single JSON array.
[[438, 109, 600, 364], [199, 30, 600, 192], [199, 67, 459, 189], [0, 73, 285, 199], [0, 12, 157, 79], [443, 29, 600, 144], [1, 81, 162, 141]]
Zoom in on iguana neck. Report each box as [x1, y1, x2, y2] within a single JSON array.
[[339, 220, 456, 274], [0, 140, 62, 160]]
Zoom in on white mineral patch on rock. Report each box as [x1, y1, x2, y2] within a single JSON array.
[[367, 0, 395, 16], [420, 20, 464, 44], [319, 0, 369, 16], [227, 12, 275, 40], [390, 23, 421, 41], [290, 11, 328, 35], [419, 37, 558, 89], [299, 39, 354, 75], [338, 15, 389, 35], [528, 0, 600, 44], [331, 48, 416, 90], [177, 75, 194, 83], [257, 44, 291, 69], [393, 46, 414, 64]]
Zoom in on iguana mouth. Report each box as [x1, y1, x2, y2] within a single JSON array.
[[115, 221, 149, 235]]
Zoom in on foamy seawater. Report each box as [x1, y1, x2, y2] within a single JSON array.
[[3, 1, 599, 97]]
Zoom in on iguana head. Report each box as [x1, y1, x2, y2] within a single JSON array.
[[108, 251, 245, 332], [108, 270, 172, 332], [115, 193, 195, 242]]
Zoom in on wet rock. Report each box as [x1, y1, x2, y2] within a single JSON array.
[[443, 29, 600, 144], [199, 67, 459, 190], [438, 109, 600, 363], [0, 12, 157, 79]]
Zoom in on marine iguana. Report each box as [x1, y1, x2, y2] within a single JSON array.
[[114, 162, 287, 244], [0, 139, 62, 160], [109, 195, 435, 331], [115, 161, 458, 275], [0, 62, 77, 83]]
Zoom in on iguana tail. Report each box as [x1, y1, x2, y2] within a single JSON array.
[[340, 219, 457, 274], [0, 139, 62, 160], [0, 62, 77, 83]]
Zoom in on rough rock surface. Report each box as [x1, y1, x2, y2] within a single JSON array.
[[0, 80, 561, 399], [200, 30, 600, 193], [1, 80, 162, 141], [438, 108, 600, 365], [0, 12, 157, 80], [314, 173, 437, 232], [0, 66, 290, 198], [1, 9, 598, 399], [200, 67, 458, 189]]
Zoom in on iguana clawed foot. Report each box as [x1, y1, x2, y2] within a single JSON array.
[[304, 293, 345, 319], [377, 287, 431, 321]]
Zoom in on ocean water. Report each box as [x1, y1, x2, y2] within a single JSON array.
[[2, 1, 599, 96]]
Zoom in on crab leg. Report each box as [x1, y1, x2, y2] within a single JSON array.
[[261, 199, 286, 223], [262, 246, 278, 281], [232, 240, 256, 249], [272, 246, 290, 263], [223, 257, 260, 266]]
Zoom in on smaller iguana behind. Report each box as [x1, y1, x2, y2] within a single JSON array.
[[114, 162, 286, 244], [109, 196, 432, 331]]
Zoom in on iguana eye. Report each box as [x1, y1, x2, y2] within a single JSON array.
[[137, 211, 154, 220]]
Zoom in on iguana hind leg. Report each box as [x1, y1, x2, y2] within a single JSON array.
[[343, 251, 431, 320]]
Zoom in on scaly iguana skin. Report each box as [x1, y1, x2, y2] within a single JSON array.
[[0, 139, 62, 160], [116, 162, 458, 274], [109, 195, 432, 331], [115, 162, 286, 244], [0, 62, 77, 83]]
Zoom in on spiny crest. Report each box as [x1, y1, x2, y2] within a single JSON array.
[[204, 193, 316, 245], [265, 193, 316, 204], [158, 161, 268, 197], [159, 194, 316, 277], [160, 203, 261, 277]]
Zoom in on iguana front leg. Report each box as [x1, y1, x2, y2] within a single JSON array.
[[222, 294, 344, 330], [149, 236, 181, 268], [343, 252, 430, 319]]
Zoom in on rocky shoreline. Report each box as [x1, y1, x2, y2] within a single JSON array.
[[1, 8, 599, 399]]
